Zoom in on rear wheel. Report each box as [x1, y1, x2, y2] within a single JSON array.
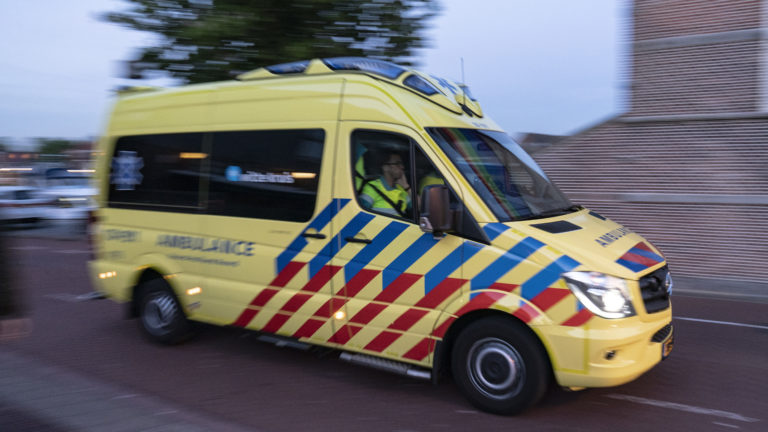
[[137, 279, 190, 344], [451, 316, 549, 415]]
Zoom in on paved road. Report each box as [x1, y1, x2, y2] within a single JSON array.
[[1, 234, 766, 431]]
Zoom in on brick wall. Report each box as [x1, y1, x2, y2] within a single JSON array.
[[631, 41, 761, 115], [530, 0, 768, 284], [633, 0, 762, 40]]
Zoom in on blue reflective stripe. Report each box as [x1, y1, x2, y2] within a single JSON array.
[[309, 212, 374, 278], [520, 255, 581, 300], [616, 258, 648, 273], [425, 242, 483, 294], [483, 223, 509, 241], [471, 237, 545, 292], [276, 199, 350, 273], [344, 221, 409, 283], [382, 233, 440, 288], [629, 247, 664, 263]]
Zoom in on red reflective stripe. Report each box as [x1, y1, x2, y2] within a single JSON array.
[[344, 269, 379, 297], [232, 308, 259, 328], [233, 262, 307, 327], [263, 265, 341, 334], [531, 288, 570, 312], [293, 318, 325, 339], [250, 288, 280, 308], [621, 251, 659, 268], [331, 324, 363, 345], [402, 338, 433, 361], [633, 242, 653, 253], [431, 291, 504, 338], [349, 302, 387, 325], [513, 303, 540, 323], [272, 261, 306, 288], [389, 308, 429, 331], [562, 308, 593, 327], [488, 282, 519, 292], [431, 317, 455, 339], [378, 273, 421, 302], [262, 313, 291, 334], [364, 330, 401, 352], [416, 278, 466, 309], [303, 265, 342, 292]]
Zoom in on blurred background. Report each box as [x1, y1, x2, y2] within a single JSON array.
[[0, 0, 765, 302], [0, 2, 766, 431]]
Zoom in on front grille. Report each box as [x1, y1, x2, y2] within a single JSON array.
[[639, 265, 671, 314], [651, 323, 673, 343]]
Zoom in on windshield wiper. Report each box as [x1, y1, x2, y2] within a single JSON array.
[[517, 205, 582, 221]]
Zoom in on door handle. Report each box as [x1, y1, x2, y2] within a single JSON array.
[[302, 232, 326, 239], [345, 236, 372, 244]]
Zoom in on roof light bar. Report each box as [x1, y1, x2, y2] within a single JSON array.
[[403, 74, 439, 96], [322, 57, 406, 80], [265, 60, 310, 75]]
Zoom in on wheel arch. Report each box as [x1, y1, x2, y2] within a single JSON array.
[[434, 294, 556, 384]]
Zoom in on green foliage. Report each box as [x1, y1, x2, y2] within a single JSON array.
[[103, 0, 440, 84], [36, 139, 73, 155]]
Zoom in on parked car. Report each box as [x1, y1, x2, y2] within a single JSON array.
[[0, 186, 52, 224], [39, 169, 97, 220]]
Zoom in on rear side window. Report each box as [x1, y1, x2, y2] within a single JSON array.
[[207, 129, 324, 222], [108, 133, 204, 210]]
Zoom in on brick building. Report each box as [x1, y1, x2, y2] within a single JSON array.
[[531, 0, 768, 289]]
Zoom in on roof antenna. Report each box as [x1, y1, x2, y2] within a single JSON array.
[[460, 57, 467, 106]]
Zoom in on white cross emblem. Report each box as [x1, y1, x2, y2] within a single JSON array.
[[111, 151, 144, 191]]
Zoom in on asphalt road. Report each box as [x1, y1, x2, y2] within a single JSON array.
[[2, 230, 767, 432]]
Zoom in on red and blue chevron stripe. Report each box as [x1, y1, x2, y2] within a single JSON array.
[[616, 242, 664, 272]]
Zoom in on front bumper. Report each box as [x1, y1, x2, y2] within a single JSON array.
[[539, 311, 673, 388]]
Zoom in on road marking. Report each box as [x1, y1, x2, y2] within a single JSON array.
[[54, 249, 90, 254], [606, 394, 760, 423], [676, 317, 768, 331], [9, 246, 45, 251], [713, 422, 740, 429]]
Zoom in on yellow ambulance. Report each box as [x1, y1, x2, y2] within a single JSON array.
[[89, 57, 673, 414]]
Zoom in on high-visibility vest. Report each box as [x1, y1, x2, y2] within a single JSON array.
[[360, 178, 409, 217]]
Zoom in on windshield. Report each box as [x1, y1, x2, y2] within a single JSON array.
[[427, 128, 574, 222]]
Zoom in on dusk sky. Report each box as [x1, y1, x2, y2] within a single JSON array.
[[0, 0, 626, 148]]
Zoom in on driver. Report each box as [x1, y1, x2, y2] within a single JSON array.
[[359, 151, 411, 217]]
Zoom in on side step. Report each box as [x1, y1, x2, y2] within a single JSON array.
[[256, 334, 311, 351], [340, 352, 431, 380]]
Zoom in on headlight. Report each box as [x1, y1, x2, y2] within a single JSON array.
[[563, 271, 636, 319]]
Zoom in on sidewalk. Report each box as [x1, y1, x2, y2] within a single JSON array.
[[673, 275, 768, 304], [0, 351, 255, 432]]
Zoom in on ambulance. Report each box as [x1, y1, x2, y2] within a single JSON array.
[[89, 57, 674, 414]]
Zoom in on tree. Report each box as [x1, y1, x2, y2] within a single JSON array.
[[103, 0, 440, 84], [36, 139, 73, 155]]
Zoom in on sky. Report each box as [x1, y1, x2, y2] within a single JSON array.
[[0, 0, 627, 149]]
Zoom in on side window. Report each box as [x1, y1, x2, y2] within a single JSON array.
[[108, 133, 204, 210], [352, 130, 414, 221], [207, 129, 324, 222]]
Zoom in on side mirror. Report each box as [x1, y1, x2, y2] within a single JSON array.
[[420, 185, 452, 234]]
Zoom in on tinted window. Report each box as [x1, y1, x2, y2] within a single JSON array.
[[207, 129, 324, 221], [108, 133, 204, 210], [352, 130, 414, 221]]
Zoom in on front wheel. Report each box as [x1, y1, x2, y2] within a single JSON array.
[[137, 279, 191, 344], [451, 317, 550, 415]]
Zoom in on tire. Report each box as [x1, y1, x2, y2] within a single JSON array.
[[451, 316, 550, 415], [137, 278, 191, 344]]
